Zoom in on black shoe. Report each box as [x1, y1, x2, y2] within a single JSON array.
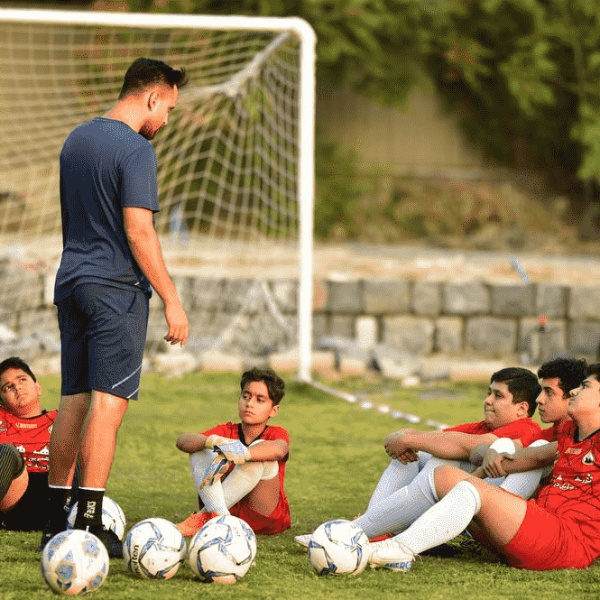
[[37, 523, 63, 552], [420, 543, 462, 558], [88, 526, 123, 559]]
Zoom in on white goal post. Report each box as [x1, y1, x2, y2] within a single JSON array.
[[0, 8, 316, 382]]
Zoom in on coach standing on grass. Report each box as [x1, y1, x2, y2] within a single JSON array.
[[41, 58, 189, 557]]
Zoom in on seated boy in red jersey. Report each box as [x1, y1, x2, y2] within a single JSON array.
[[0, 357, 59, 530], [296, 367, 541, 546], [175, 367, 290, 537], [369, 362, 600, 572]]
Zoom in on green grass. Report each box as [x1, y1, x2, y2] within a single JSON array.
[[3, 372, 600, 599]]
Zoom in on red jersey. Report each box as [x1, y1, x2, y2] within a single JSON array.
[[535, 418, 572, 443], [534, 420, 600, 562], [445, 417, 541, 447], [0, 407, 56, 473], [202, 422, 290, 532]]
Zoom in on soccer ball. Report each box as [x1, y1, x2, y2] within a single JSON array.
[[187, 514, 257, 584], [40, 529, 109, 595], [308, 519, 370, 576], [123, 517, 187, 579], [67, 496, 127, 541]]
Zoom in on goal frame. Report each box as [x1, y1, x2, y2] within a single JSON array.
[[0, 8, 316, 383]]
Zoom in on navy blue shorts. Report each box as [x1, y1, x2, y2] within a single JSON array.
[[56, 283, 149, 400]]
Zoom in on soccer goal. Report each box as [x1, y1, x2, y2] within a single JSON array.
[[0, 8, 316, 381]]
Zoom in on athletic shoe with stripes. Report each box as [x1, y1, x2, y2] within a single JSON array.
[[369, 538, 415, 572]]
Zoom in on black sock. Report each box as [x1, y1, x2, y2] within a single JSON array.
[[47, 485, 72, 531], [0, 443, 24, 501], [73, 488, 104, 530]]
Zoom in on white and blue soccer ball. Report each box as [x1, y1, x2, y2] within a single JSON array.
[[67, 496, 126, 541], [40, 529, 109, 595], [308, 519, 370, 576], [187, 514, 257, 584], [123, 517, 187, 580]]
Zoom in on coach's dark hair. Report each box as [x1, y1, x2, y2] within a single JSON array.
[[538, 357, 587, 397], [240, 367, 285, 405], [490, 367, 540, 417], [0, 356, 36, 382], [119, 57, 188, 99]]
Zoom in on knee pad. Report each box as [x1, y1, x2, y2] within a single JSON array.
[[489, 438, 516, 455]]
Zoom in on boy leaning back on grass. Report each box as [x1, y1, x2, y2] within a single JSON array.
[[175, 367, 290, 537], [369, 362, 600, 572]]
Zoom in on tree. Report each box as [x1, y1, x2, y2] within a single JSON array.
[[101, 0, 600, 204]]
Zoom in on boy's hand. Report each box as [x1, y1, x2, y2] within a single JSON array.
[[199, 455, 230, 488], [214, 440, 252, 465], [205, 434, 236, 449]]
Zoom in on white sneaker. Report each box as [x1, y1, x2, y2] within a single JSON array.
[[293, 533, 312, 548], [369, 538, 415, 571]]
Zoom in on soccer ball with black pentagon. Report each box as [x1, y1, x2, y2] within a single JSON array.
[[187, 514, 257, 584], [308, 519, 370, 575], [40, 529, 109, 595], [67, 495, 126, 541], [123, 517, 186, 579]]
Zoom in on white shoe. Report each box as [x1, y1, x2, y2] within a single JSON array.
[[369, 538, 415, 571], [293, 533, 312, 548]]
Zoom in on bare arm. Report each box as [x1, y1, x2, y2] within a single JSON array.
[[385, 428, 499, 461], [471, 441, 557, 478], [123, 207, 188, 346], [176, 433, 288, 462]]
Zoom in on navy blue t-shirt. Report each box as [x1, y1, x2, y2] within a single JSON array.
[[54, 117, 160, 303]]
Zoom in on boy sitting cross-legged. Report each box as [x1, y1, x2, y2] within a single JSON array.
[[175, 367, 290, 537]]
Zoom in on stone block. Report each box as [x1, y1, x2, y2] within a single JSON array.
[[381, 316, 435, 355], [491, 284, 534, 317], [434, 317, 463, 355], [412, 281, 442, 316], [270, 279, 297, 313], [568, 321, 600, 358], [518, 317, 567, 363], [363, 280, 410, 314], [465, 317, 517, 358], [535, 284, 567, 319], [330, 315, 354, 338], [355, 316, 378, 349], [313, 281, 329, 312], [442, 282, 490, 315], [568, 287, 600, 320], [312, 313, 327, 341], [328, 280, 362, 313], [199, 350, 244, 372]]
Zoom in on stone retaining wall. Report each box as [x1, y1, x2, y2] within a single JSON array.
[[4, 270, 600, 364]]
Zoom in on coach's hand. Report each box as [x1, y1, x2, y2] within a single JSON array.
[[164, 301, 189, 346]]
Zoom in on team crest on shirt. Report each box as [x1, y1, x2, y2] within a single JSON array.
[[582, 450, 595, 465]]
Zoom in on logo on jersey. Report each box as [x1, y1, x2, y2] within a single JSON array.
[[583, 450, 595, 465]]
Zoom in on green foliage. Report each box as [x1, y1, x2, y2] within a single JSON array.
[[111, 0, 600, 199], [9, 370, 595, 599]]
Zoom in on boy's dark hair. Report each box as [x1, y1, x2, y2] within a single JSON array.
[[538, 357, 587, 397], [490, 367, 540, 417], [240, 367, 285, 405], [586, 363, 600, 381], [119, 57, 188, 99], [0, 356, 36, 382]]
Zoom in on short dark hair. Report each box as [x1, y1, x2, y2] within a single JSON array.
[[0, 356, 36, 382], [240, 367, 285, 405], [119, 57, 188, 99], [490, 367, 540, 417], [586, 363, 600, 382], [538, 357, 587, 397]]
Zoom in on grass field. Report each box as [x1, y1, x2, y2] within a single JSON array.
[[3, 371, 600, 600]]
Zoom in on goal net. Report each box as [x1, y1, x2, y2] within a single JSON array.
[[0, 9, 315, 381]]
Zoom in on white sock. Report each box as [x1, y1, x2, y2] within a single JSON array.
[[189, 451, 229, 514], [366, 457, 422, 511], [500, 439, 549, 498], [221, 461, 274, 507], [395, 479, 481, 555], [354, 457, 469, 538]]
